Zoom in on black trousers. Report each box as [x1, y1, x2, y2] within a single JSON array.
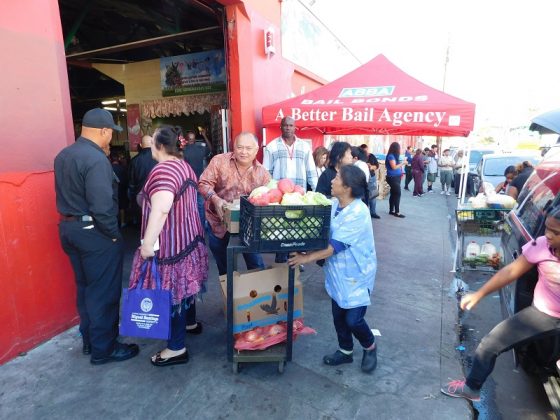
[[59, 221, 124, 358], [404, 166, 412, 189], [386, 175, 402, 213], [454, 173, 473, 196]]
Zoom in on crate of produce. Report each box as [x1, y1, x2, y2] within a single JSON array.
[[239, 196, 331, 252], [456, 208, 508, 234]]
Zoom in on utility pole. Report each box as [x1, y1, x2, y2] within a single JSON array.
[[437, 35, 451, 153]]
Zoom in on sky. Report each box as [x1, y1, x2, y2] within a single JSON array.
[[303, 0, 560, 133]]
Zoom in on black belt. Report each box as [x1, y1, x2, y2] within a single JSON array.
[[59, 214, 93, 222]]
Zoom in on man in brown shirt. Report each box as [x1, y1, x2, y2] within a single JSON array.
[[199, 132, 270, 275]]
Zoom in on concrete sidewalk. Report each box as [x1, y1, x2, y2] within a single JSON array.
[[0, 189, 471, 419]]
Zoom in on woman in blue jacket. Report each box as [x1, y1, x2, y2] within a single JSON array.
[[288, 165, 378, 373]]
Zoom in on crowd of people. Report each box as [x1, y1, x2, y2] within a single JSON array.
[[54, 107, 553, 388], [54, 110, 384, 371]]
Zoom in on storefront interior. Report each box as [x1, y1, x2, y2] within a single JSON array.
[[59, 0, 227, 156]]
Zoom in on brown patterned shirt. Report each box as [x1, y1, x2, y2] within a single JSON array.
[[198, 152, 270, 238]]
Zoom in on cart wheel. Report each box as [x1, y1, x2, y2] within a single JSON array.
[[232, 362, 239, 374], [278, 361, 285, 373]]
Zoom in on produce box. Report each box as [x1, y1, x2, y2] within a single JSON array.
[[223, 199, 240, 234], [219, 265, 303, 334], [239, 196, 331, 252]]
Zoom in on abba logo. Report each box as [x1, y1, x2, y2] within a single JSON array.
[[140, 298, 153, 313], [339, 86, 395, 98]]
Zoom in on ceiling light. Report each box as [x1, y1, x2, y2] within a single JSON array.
[[103, 106, 117, 111], [119, 99, 126, 103], [101, 99, 117, 105]]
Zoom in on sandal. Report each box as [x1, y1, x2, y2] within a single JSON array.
[[151, 350, 189, 367]]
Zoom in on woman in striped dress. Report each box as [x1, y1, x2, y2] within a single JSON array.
[[129, 125, 208, 367]]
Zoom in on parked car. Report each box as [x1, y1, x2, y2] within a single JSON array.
[[499, 145, 560, 408], [471, 152, 542, 193], [468, 149, 494, 171]]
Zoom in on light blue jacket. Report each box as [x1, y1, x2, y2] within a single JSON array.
[[324, 198, 377, 308]]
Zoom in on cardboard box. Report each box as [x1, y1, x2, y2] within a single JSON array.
[[223, 199, 240, 233], [219, 265, 303, 334]]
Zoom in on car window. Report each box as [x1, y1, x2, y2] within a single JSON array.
[[516, 171, 560, 237], [483, 156, 540, 176], [469, 150, 492, 164]]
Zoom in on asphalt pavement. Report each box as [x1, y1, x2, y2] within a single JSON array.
[[1, 187, 475, 420]]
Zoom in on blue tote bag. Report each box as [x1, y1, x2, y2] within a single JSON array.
[[120, 258, 171, 340]]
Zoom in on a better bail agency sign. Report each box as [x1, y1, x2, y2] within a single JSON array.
[[273, 85, 461, 128]]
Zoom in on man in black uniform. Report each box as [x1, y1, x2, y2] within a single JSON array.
[[128, 134, 157, 224], [183, 128, 212, 229], [55, 108, 139, 365]]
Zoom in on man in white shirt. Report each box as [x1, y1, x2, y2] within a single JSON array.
[[263, 117, 317, 266], [263, 117, 318, 191]]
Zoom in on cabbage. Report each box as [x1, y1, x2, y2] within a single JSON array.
[[281, 192, 305, 205], [249, 186, 269, 198], [285, 210, 304, 219], [302, 191, 331, 206], [266, 179, 278, 190]]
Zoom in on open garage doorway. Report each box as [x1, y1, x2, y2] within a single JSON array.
[[59, 0, 228, 157]]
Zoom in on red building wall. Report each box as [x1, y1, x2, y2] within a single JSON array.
[[0, 0, 326, 364], [0, 0, 77, 364], [220, 0, 326, 153]]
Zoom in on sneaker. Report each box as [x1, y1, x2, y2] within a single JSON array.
[[440, 190, 446, 195], [323, 350, 353, 366], [446, 191, 451, 196], [441, 379, 481, 402], [428, 190, 434, 193]]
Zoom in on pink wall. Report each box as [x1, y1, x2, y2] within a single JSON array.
[[0, 0, 77, 364]]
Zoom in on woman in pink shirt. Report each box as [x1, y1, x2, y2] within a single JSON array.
[[442, 207, 560, 401]]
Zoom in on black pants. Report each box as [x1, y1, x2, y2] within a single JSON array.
[[466, 305, 560, 390], [59, 221, 124, 358], [404, 166, 412, 189], [386, 175, 402, 213], [454, 173, 473, 196]]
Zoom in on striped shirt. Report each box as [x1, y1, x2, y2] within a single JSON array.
[[142, 159, 203, 262]]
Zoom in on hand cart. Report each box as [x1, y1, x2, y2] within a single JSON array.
[[226, 237, 295, 374], [453, 207, 509, 273], [226, 196, 331, 374]]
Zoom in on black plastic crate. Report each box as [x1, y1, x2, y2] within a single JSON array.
[[239, 196, 331, 252]]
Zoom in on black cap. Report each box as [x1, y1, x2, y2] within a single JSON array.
[[82, 108, 123, 132]]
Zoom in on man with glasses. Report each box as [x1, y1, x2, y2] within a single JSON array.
[[55, 108, 139, 365], [199, 132, 270, 275]]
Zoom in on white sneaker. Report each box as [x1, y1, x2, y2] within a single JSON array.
[[440, 190, 446, 195], [446, 191, 451, 196]]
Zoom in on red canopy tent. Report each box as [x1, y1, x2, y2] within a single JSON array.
[[262, 54, 475, 137]]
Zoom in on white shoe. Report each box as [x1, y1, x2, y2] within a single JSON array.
[[446, 191, 451, 196], [440, 190, 446, 195]]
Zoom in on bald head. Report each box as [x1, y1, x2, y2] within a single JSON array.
[[141, 135, 153, 148], [280, 116, 296, 143]]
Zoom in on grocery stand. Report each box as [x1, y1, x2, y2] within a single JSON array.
[[454, 207, 509, 273], [226, 196, 331, 374], [226, 238, 295, 373]]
